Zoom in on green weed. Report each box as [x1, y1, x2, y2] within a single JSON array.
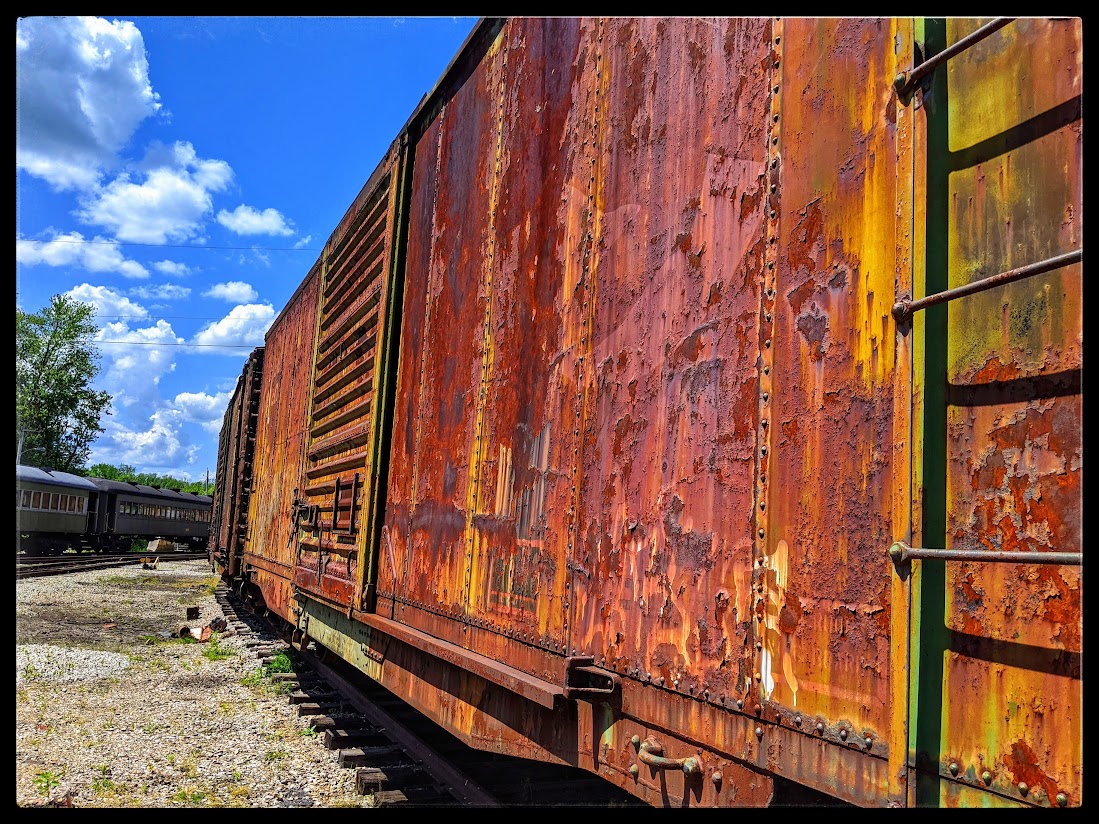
[[33, 767, 64, 797], [202, 635, 233, 662]]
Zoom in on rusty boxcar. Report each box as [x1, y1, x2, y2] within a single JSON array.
[[208, 17, 1083, 807]]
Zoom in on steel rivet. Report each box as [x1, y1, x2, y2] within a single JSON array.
[[754, 671, 761, 681], [704, 690, 709, 699], [759, 501, 766, 510], [839, 729, 848, 741], [982, 771, 992, 785], [761, 446, 767, 455], [631, 734, 640, 747], [765, 339, 771, 348], [773, 114, 779, 122], [759, 528, 765, 538], [755, 726, 763, 737], [1018, 782, 1029, 796], [864, 737, 873, 749], [712, 771, 722, 786], [794, 715, 802, 726], [674, 679, 680, 689], [756, 641, 762, 650], [1056, 793, 1067, 807], [949, 762, 959, 776], [629, 763, 639, 778], [646, 672, 651, 680], [736, 699, 744, 709], [755, 704, 763, 715], [773, 60, 780, 68], [771, 158, 778, 168], [773, 85, 779, 94], [770, 184, 777, 193], [816, 722, 824, 734], [658, 677, 665, 686]]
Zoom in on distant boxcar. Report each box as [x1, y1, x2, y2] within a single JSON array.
[[211, 17, 1082, 808]]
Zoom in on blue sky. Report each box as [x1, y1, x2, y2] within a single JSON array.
[[16, 15, 479, 484]]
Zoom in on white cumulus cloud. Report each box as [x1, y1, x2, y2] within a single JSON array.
[[174, 390, 233, 433], [152, 260, 193, 277], [16, 16, 163, 192], [202, 281, 258, 303], [216, 204, 295, 236], [129, 283, 192, 301], [63, 283, 149, 321], [76, 141, 234, 244], [191, 303, 275, 352], [16, 232, 150, 278]]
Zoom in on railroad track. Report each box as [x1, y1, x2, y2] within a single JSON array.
[[16, 552, 210, 580], [217, 585, 648, 808]]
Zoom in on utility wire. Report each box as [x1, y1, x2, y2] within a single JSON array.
[[19, 237, 320, 252]]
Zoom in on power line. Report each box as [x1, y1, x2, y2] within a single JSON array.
[[92, 340, 260, 349], [19, 237, 320, 252], [95, 314, 237, 321]]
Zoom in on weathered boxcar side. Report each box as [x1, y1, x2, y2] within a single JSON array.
[[218, 17, 1082, 808], [209, 347, 264, 577]]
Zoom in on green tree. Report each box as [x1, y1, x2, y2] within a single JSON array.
[[16, 295, 112, 473]]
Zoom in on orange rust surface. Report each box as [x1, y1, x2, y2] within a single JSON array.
[[569, 15, 771, 708], [244, 261, 321, 619], [939, 17, 1082, 804], [759, 18, 903, 741], [224, 16, 1082, 808]]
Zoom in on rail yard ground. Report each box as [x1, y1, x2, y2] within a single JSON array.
[[15, 559, 367, 808]]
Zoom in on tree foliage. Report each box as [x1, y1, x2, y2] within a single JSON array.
[[86, 462, 210, 496], [16, 295, 112, 473]]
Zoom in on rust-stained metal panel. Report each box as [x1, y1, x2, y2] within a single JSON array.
[[380, 19, 591, 682], [209, 347, 263, 578], [244, 261, 322, 623], [569, 7, 771, 766], [756, 18, 905, 803], [920, 17, 1082, 808], [222, 15, 1082, 809]]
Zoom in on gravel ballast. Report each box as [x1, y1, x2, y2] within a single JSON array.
[[15, 558, 369, 808]]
